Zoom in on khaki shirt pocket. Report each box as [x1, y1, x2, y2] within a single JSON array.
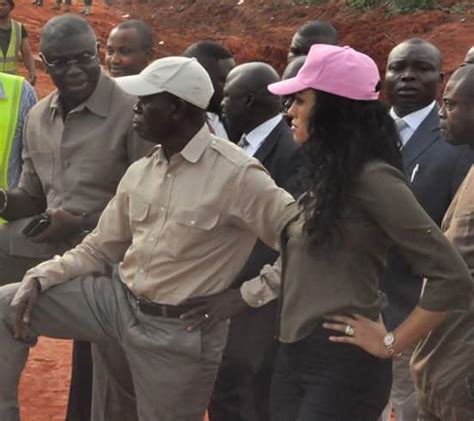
[[167, 208, 220, 259], [129, 194, 151, 235]]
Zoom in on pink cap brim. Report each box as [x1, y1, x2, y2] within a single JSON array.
[[268, 77, 308, 96]]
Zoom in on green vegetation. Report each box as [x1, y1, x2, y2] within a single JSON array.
[[349, 0, 437, 13], [291, 0, 454, 13]]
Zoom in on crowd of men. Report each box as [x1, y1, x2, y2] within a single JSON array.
[[0, 7, 473, 421]]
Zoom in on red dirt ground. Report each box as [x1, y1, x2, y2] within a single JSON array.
[[11, 0, 474, 418]]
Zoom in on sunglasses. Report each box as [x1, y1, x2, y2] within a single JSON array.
[[40, 45, 98, 69]]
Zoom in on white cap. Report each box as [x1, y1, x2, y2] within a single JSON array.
[[115, 56, 214, 110]]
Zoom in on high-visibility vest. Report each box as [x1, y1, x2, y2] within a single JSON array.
[[0, 72, 23, 191], [0, 20, 22, 74]]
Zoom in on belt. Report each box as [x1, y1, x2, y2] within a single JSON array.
[[134, 296, 197, 318]]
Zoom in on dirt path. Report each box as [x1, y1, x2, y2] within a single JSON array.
[[19, 338, 71, 421]]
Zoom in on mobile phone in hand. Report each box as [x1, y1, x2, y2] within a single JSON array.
[[22, 213, 51, 238]]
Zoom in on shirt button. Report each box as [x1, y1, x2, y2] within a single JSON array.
[[160, 206, 165, 212], [149, 236, 155, 242], [257, 299, 263, 305], [211, 140, 216, 145], [426, 228, 432, 234], [139, 269, 144, 274], [166, 173, 171, 178], [190, 220, 196, 225]]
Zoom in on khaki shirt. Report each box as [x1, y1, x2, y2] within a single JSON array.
[[26, 125, 294, 304], [247, 161, 472, 343], [5, 72, 153, 259], [412, 165, 474, 410]]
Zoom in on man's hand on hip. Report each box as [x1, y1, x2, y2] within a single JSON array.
[[180, 289, 250, 332], [10, 277, 41, 340]]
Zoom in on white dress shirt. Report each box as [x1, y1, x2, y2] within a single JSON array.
[[206, 112, 229, 140], [390, 101, 436, 147], [239, 114, 282, 157]]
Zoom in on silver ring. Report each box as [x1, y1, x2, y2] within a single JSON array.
[[345, 324, 354, 337], [203, 313, 210, 320]]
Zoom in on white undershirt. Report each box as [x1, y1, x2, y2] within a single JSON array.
[[240, 114, 282, 157]]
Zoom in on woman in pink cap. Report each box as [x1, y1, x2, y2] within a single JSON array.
[[265, 44, 472, 420]]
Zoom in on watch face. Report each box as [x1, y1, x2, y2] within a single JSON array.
[[384, 332, 395, 347]]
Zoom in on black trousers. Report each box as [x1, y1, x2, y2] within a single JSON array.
[[66, 341, 93, 421], [208, 301, 278, 421], [270, 325, 392, 421]]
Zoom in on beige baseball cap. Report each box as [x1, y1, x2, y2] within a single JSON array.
[[115, 56, 214, 110]]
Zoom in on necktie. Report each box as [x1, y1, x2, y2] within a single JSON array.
[[395, 118, 409, 149], [238, 135, 249, 149]]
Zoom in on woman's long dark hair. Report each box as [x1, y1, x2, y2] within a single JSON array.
[[300, 90, 402, 249]]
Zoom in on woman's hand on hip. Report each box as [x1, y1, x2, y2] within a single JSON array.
[[323, 313, 391, 359]]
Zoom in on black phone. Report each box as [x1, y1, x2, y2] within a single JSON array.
[[465, 373, 474, 401], [22, 213, 51, 238]]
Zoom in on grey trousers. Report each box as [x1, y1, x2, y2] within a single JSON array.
[[0, 273, 229, 421]]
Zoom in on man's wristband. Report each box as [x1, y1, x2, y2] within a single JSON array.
[[0, 188, 8, 214]]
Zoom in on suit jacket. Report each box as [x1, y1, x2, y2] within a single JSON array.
[[232, 118, 303, 289], [223, 118, 302, 371], [412, 165, 474, 410], [381, 105, 473, 330]]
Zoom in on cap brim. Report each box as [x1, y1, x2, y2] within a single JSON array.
[[115, 74, 164, 97], [268, 77, 307, 96]]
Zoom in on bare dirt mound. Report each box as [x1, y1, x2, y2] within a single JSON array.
[[13, 0, 474, 98]]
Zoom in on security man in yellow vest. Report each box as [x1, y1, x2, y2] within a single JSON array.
[[0, 0, 36, 85], [0, 72, 36, 192]]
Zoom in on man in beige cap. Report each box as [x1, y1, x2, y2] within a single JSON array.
[[0, 56, 294, 421]]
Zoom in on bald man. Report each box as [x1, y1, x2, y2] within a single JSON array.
[[209, 62, 303, 421], [412, 64, 474, 421], [463, 46, 474, 64], [287, 20, 337, 63], [381, 38, 472, 421]]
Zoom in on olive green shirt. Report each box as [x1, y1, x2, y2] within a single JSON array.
[[242, 161, 472, 343]]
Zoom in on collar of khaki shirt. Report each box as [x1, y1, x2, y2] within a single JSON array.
[[49, 71, 112, 119], [149, 124, 211, 165]]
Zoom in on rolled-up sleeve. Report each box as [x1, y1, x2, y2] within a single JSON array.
[[355, 162, 473, 312], [25, 173, 133, 291], [228, 161, 294, 306]]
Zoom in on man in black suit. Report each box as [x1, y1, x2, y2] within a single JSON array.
[[208, 62, 303, 421], [381, 38, 472, 421]]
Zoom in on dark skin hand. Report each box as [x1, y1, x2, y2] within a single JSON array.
[[180, 289, 250, 331], [10, 277, 41, 340], [30, 208, 83, 243]]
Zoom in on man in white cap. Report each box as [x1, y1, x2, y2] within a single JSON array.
[[0, 56, 294, 421]]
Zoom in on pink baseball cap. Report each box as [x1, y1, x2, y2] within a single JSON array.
[[269, 44, 380, 101]]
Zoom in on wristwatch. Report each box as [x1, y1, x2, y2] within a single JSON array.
[[383, 332, 402, 358]]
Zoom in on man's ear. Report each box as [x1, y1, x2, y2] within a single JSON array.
[[171, 97, 187, 120], [245, 93, 255, 109]]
